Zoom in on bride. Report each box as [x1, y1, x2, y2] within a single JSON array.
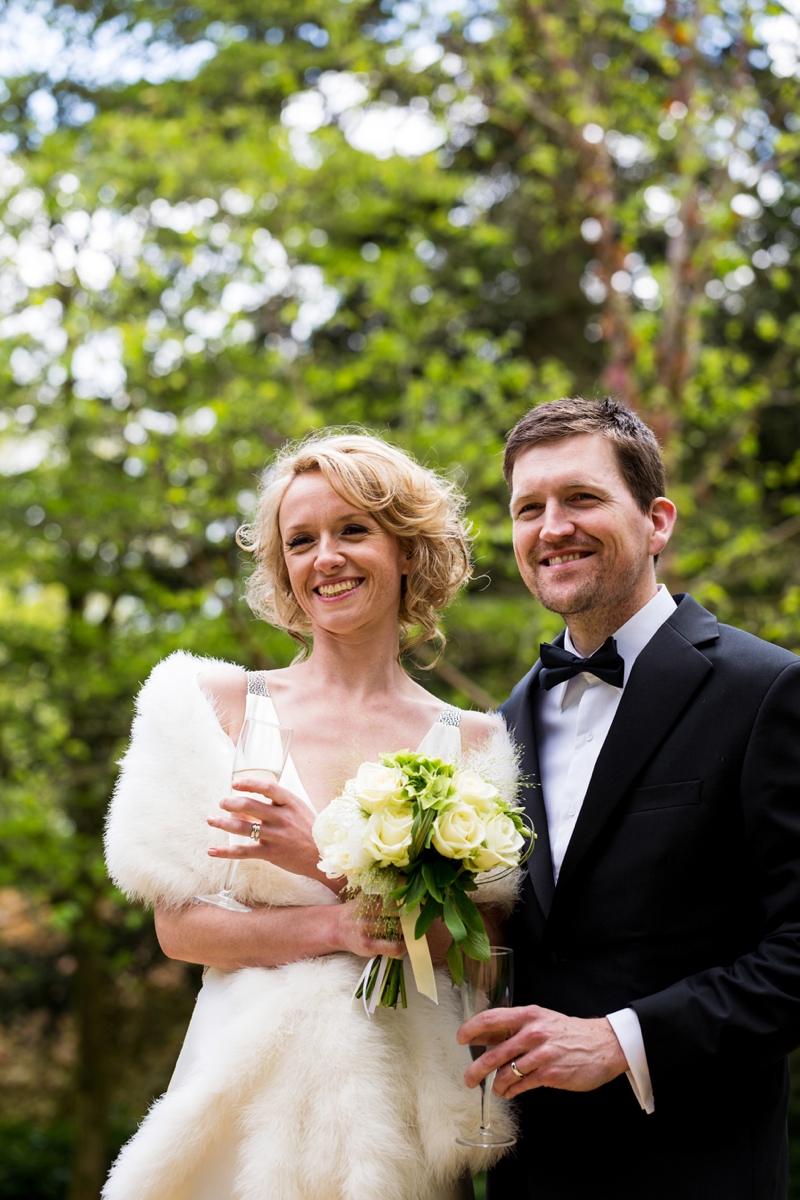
[[103, 432, 519, 1200]]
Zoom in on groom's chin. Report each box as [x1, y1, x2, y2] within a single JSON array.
[[525, 577, 600, 620]]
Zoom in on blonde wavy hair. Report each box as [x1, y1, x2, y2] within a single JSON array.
[[237, 431, 473, 658]]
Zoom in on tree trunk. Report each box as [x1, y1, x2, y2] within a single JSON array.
[[68, 912, 110, 1200]]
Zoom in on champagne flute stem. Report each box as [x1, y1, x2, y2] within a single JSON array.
[[221, 859, 239, 897], [480, 1070, 497, 1134]]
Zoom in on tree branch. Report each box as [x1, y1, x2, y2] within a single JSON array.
[[410, 645, 499, 711]]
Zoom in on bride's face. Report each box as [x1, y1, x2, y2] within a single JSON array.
[[279, 471, 408, 637]]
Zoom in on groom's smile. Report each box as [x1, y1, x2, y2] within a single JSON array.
[[539, 549, 595, 568]]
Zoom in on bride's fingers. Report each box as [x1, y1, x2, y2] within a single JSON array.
[[208, 812, 299, 841], [362, 937, 405, 957], [207, 814, 257, 838], [223, 790, 311, 823], [358, 911, 405, 952], [208, 842, 265, 858], [217, 795, 274, 821], [350, 925, 406, 957], [231, 778, 296, 807], [337, 898, 406, 958]]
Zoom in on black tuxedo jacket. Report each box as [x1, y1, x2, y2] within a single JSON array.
[[490, 595, 800, 1200]]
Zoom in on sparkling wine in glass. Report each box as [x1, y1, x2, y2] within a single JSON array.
[[456, 947, 516, 1148], [194, 717, 292, 913]]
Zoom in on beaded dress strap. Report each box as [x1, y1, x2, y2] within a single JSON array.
[[247, 671, 271, 698], [437, 704, 462, 728]]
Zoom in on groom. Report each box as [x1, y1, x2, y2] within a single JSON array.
[[461, 397, 800, 1200]]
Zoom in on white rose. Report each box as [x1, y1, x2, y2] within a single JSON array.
[[313, 798, 372, 879], [352, 762, 406, 812], [452, 769, 500, 813], [364, 803, 414, 867], [469, 813, 525, 872], [432, 802, 486, 860]]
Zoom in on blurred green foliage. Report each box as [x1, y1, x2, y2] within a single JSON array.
[[1, 0, 800, 1195], [0, 1121, 73, 1199]]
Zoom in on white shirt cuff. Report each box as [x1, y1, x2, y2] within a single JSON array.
[[606, 1007, 654, 1114]]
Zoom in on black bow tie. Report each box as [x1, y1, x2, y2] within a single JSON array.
[[538, 637, 625, 691]]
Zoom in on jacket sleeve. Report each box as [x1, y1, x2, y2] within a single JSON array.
[[631, 659, 800, 1090]]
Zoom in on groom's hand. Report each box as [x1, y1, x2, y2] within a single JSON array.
[[457, 1005, 628, 1098]]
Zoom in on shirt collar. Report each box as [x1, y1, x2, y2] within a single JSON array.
[[558, 585, 677, 710]]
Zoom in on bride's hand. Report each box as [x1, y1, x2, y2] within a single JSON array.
[[208, 776, 327, 885], [336, 895, 406, 960]]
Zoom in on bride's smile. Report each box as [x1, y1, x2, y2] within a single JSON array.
[[314, 577, 364, 600]]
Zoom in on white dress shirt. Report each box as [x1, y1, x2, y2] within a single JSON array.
[[534, 584, 677, 1115]]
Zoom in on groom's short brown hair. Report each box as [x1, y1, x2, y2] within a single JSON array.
[[503, 397, 665, 514]]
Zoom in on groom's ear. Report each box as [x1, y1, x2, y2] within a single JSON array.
[[649, 497, 677, 560]]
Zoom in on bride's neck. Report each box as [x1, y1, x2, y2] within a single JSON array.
[[295, 624, 411, 702]]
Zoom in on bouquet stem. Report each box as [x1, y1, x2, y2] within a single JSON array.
[[355, 955, 407, 1014]]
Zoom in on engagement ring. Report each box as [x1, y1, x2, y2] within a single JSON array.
[[249, 822, 261, 842]]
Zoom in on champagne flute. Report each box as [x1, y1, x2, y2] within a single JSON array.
[[456, 947, 517, 1148], [194, 717, 292, 913]]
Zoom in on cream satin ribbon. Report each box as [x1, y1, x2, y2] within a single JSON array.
[[399, 903, 438, 1005]]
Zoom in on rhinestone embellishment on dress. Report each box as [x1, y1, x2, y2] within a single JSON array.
[[437, 704, 462, 728], [247, 671, 271, 698]]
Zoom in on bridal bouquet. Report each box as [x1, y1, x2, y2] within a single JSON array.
[[313, 750, 531, 1012]]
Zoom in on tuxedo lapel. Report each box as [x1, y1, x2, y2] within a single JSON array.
[[551, 597, 717, 907], [502, 664, 556, 919]]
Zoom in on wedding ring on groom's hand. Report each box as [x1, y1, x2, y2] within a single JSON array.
[[249, 822, 261, 842], [510, 1061, 525, 1080]]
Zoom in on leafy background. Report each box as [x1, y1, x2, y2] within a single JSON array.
[[2, 0, 800, 1195]]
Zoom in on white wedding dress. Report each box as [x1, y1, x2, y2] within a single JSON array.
[[103, 654, 519, 1200]]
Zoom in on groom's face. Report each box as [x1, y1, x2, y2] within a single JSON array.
[[509, 433, 660, 620]]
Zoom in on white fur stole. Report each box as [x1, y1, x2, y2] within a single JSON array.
[[104, 650, 336, 912]]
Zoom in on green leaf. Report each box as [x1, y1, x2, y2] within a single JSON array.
[[422, 862, 445, 902], [414, 896, 442, 939], [443, 890, 467, 944], [451, 891, 491, 959], [463, 921, 492, 962], [447, 940, 465, 986], [400, 867, 428, 911], [453, 888, 486, 933], [453, 873, 479, 892]]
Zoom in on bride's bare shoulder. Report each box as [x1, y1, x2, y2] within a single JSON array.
[[458, 709, 504, 755], [197, 664, 247, 738]]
